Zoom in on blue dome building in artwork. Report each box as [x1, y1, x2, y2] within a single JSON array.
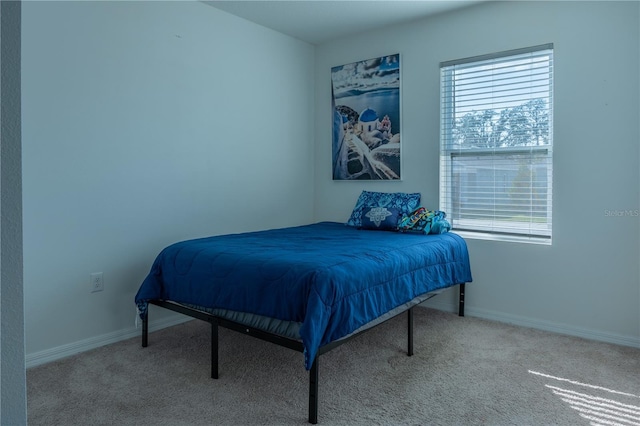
[[358, 107, 379, 133]]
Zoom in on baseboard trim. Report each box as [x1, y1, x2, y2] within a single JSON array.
[[27, 302, 640, 368], [26, 314, 192, 369], [422, 300, 640, 349]]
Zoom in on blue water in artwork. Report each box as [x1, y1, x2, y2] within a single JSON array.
[[336, 89, 400, 135]]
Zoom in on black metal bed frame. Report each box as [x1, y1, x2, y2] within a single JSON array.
[[141, 282, 466, 424]]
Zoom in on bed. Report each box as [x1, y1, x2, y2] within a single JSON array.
[[135, 221, 472, 423]]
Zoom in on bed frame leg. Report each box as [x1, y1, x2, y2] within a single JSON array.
[[407, 307, 414, 356], [459, 283, 466, 317], [211, 321, 219, 379], [142, 311, 148, 348], [309, 357, 318, 424]]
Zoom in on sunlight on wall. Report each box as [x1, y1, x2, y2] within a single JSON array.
[[529, 370, 640, 426]]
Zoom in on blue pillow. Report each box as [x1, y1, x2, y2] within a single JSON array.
[[346, 191, 421, 228], [360, 206, 401, 231]]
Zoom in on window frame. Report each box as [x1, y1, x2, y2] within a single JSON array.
[[439, 44, 554, 245]]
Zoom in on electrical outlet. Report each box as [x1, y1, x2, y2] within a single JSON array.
[[90, 272, 104, 293]]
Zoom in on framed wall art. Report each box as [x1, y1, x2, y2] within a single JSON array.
[[331, 53, 401, 180]]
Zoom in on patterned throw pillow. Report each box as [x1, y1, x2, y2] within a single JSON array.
[[360, 206, 401, 231], [399, 207, 450, 234], [346, 191, 421, 228]]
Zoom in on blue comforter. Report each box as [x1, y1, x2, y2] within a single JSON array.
[[135, 222, 472, 369]]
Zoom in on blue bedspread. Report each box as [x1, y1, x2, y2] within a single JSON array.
[[135, 222, 472, 369]]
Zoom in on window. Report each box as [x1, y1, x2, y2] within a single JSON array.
[[440, 44, 553, 244]]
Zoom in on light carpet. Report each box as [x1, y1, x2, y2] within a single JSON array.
[[27, 308, 640, 425]]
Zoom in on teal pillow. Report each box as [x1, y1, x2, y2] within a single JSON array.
[[399, 207, 449, 234]]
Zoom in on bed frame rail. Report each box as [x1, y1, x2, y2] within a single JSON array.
[[141, 282, 466, 424]]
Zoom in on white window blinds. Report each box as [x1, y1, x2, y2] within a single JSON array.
[[440, 44, 553, 243]]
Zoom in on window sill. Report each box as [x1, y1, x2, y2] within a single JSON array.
[[451, 229, 552, 246]]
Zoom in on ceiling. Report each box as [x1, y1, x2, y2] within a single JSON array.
[[204, 1, 485, 45]]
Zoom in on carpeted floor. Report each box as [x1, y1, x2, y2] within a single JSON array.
[[27, 308, 640, 425]]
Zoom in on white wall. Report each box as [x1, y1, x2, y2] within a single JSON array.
[[314, 1, 640, 346], [21, 0, 640, 367], [22, 1, 315, 362]]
